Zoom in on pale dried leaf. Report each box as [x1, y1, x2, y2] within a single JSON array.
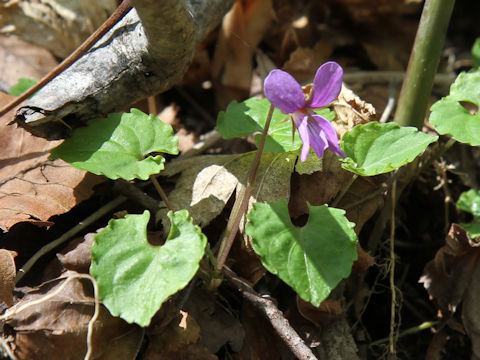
[[0, 249, 16, 306], [333, 85, 377, 137], [159, 152, 296, 227]]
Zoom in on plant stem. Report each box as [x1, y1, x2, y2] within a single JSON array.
[[394, 0, 455, 129], [216, 105, 275, 271], [150, 175, 174, 211], [370, 321, 439, 346], [331, 174, 358, 207], [389, 179, 398, 356]]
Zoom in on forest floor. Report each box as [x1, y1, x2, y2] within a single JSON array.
[[1, 0, 480, 359]]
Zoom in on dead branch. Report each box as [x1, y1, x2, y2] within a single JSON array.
[[14, 0, 234, 139], [223, 266, 319, 360]]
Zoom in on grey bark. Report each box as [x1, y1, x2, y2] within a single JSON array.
[[14, 0, 235, 139]]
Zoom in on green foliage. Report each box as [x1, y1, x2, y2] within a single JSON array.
[[216, 97, 335, 153], [8, 78, 37, 96], [246, 199, 357, 306], [90, 210, 207, 326], [472, 38, 480, 68], [51, 108, 178, 180], [461, 223, 480, 238], [457, 189, 480, 217], [429, 70, 480, 145], [341, 122, 438, 176], [457, 189, 480, 238]]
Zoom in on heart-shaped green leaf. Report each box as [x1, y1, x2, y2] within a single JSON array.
[[216, 97, 335, 153], [457, 189, 480, 218], [90, 210, 206, 326], [246, 199, 357, 306], [429, 70, 480, 145], [341, 122, 438, 176], [51, 108, 178, 180]]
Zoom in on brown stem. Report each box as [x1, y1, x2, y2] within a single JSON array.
[[216, 104, 275, 271], [0, 0, 133, 118], [150, 175, 174, 211]]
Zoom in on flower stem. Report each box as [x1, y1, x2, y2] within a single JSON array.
[[331, 174, 358, 207], [150, 174, 174, 211], [394, 0, 455, 129], [216, 104, 275, 271]]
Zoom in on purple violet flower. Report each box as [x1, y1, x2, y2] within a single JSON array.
[[264, 61, 346, 162]]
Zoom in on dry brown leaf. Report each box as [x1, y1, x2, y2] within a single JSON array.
[[289, 151, 354, 218], [0, 249, 16, 306], [232, 303, 287, 360], [0, 94, 102, 231], [327, 0, 421, 24], [282, 41, 334, 84], [56, 233, 95, 274], [0, 35, 57, 89], [420, 224, 480, 314], [296, 296, 342, 329], [352, 243, 375, 274], [462, 259, 480, 359], [212, 0, 273, 107], [144, 309, 211, 360], [0, 0, 117, 58], [420, 224, 480, 359], [2, 273, 143, 360]]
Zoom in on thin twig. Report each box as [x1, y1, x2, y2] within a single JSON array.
[[370, 321, 439, 346], [0, 0, 133, 118], [223, 266, 318, 360], [343, 71, 454, 88], [216, 104, 275, 270], [331, 174, 358, 207], [389, 179, 398, 356], [14, 196, 127, 284], [147, 96, 158, 116], [150, 175, 173, 211], [379, 82, 398, 123], [178, 130, 223, 159]]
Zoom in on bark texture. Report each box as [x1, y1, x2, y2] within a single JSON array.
[[14, 0, 235, 139]]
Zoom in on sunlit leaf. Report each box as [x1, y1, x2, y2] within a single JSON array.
[[51, 109, 178, 180], [246, 199, 357, 306], [90, 210, 206, 326], [341, 122, 438, 176], [457, 189, 480, 218], [430, 70, 480, 145], [472, 38, 480, 68]]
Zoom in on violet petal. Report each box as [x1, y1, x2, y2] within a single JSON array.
[[304, 116, 328, 160], [309, 62, 343, 108], [264, 69, 306, 114], [295, 115, 312, 162], [311, 114, 346, 157]]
